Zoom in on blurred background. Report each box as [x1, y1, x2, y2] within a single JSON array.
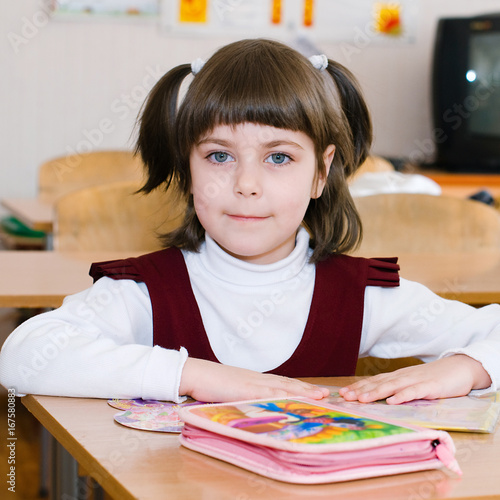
[[3, 0, 500, 211]]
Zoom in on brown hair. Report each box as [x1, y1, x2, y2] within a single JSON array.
[[136, 38, 372, 261]]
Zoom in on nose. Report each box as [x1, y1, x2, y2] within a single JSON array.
[[234, 159, 261, 197]]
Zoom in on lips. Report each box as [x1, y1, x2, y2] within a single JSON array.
[[227, 214, 269, 222]]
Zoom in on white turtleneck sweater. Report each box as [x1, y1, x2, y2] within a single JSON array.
[[1, 228, 499, 401], [183, 227, 315, 372]]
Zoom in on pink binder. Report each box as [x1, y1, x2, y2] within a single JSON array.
[[178, 398, 461, 484]]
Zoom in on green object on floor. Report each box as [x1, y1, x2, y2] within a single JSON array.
[[1, 216, 46, 239]]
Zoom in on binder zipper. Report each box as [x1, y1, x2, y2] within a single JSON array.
[[432, 439, 462, 476]]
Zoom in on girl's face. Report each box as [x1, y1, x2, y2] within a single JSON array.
[[190, 123, 335, 264]]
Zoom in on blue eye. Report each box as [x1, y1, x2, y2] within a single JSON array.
[[266, 153, 291, 165], [208, 152, 234, 163]]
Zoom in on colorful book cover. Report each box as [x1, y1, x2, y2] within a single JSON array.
[[186, 399, 414, 445]]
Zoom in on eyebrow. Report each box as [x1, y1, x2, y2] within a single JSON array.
[[196, 137, 305, 150], [196, 137, 232, 147], [266, 140, 305, 150]]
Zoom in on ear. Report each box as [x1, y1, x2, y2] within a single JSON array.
[[311, 144, 335, 199]]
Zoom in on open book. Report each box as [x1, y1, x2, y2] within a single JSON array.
[[323, 387, 500, 434]]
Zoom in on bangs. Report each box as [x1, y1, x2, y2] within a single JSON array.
[[193, 77, 309, 133], [176, 39, 330, 150]]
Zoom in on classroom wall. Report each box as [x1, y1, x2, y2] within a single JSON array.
[[2, 1, 500, 208]]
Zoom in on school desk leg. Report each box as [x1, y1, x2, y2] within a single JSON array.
[[39, 426, 50, 497], [49, 437, 104, 500], [50, 438, 79, 500]]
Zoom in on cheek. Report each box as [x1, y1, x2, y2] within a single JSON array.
[[280, 176, 316, 205], [191, 169, 232, 206], [191, 177, 227, 226], [274, 191, 312, 224], [191, 187, 211, 217], [290, 182, 318, 220], [191, 191, 212, 232]]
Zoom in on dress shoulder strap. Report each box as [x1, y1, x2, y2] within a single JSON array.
[[89, 247, 217, 361], [268, 253, 399, 377], [366, 257, 400, 287], [89, 247, 182, 283]]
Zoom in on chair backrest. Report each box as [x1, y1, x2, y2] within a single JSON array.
[[349, 155, 394, 183], [38, 151, 143, 204], [353, 193, 500, 255], [54, 181, 186, 252]]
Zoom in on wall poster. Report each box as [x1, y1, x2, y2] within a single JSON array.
[[51, 0, 159, 18], [161, 0, 418, 44]]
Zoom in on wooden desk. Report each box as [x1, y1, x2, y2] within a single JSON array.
[[1, 251, 500, 309], [353, 251, 500, 306], [22, 376, 500, 500], [405, 168, 500, 200], [397, 252, 500, 305], [1, 197, 54, 233], [0, 251, 136, 308]]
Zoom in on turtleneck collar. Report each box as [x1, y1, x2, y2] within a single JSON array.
[[192, 227, 313, 287]]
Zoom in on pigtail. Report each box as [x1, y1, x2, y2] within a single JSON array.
[[325, 61, 372, 176], [306, 59, 372, 260], [135, 64, 192, 193]]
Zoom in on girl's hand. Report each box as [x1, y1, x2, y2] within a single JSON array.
[[179, 357, 329, 403], [339, 354, 492, 405]]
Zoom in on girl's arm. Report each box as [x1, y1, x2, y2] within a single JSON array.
[[342, 278, 500, 403], [180, 358, 328, 403], [0, 277, 328, 402], [0, 278, 187, 401]]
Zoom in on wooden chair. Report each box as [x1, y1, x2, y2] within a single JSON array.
[[38, 150, 144, 204], [353, 193, 500, 376], [1, 151, 144, 250], [54, 181, 186, 252], [353, 193, 500, 256], [349, 155, 394, 183]]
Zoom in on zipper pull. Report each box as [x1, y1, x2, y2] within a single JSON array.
[[432, 439, 462, 476]]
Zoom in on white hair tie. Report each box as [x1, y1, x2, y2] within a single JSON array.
[[309, 54, 328, 71], [191, 58, 205, 75]]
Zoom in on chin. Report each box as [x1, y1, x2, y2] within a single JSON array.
[[226, 246, 263, 260], [220, 243, 264, 261]]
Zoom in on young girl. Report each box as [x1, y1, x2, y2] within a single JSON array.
[[0, 39, 498, 405]]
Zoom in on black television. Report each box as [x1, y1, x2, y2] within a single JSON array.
[[432, 13, 500, 172]]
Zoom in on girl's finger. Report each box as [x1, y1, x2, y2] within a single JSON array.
[[339, 374, 391, 400], [277, 378, 329, 399], [340, 374, 417, 402], [385, 383, 433, 405]]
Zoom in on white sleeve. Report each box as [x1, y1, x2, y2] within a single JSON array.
[[0, 277, 188, 402], [360, 278, 500, 393]]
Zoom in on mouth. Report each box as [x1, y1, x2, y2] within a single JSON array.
[[227, 214, 269, 222]]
